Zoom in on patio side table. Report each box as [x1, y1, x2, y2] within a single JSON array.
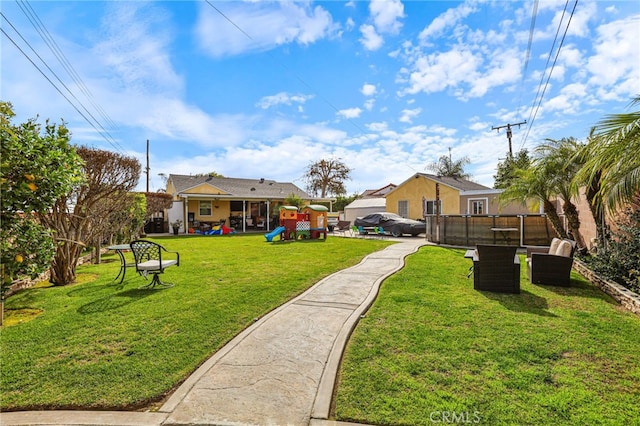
[[108, 244, 134, 284], [464, 249, 476, 278]]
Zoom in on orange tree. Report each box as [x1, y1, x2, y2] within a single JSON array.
[[0, 102, 84, 323]]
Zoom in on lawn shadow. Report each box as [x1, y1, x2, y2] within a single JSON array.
[[479, 289, 558, 317], [77, 287, 156, 315], [531, 277, 618, 305]]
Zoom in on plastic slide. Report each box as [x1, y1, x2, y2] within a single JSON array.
[[264, 226, 286, 242]]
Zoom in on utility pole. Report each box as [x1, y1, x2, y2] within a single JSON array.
[[491, 120, 526, 157], [146, 139, 150, 192]]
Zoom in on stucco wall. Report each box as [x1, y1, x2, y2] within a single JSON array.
[[187, 199, 231, 223], [386, 175, 460, 219], [183, 183, 229, 196], [459, 193, 537, 215]]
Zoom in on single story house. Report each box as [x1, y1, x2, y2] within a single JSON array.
[[166, 174, 330, 233], [360, 183, 397, 198], [385, 173, 538, 219]]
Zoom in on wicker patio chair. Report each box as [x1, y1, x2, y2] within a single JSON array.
[[472, 244, 520, 294], [526, 238, 576, 287]]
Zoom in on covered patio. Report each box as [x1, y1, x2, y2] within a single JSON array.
[[165, 174, 334, 234]]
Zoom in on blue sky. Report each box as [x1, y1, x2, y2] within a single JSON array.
[[2, 0, 639, 195]]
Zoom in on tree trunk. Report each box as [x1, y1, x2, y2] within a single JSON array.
[[585, 173, 607, 250], [49, 241, 82, 285], [543, 199, 568, 239], [563, 200, 586, 249]]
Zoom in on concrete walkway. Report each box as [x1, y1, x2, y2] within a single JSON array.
[[1, 238, 427, 426]]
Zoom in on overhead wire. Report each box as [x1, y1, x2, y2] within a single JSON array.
[[3, 1, 125, 153], [17, 0, 118, 131], [515, 0, 538, 118], [204, 0, 369, 135], [520, 0, 579, 150], [1, 12, 125, 153], [1, 26, 123, 150]]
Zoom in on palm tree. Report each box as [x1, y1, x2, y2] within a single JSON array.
[[575, 128, 606, 248], [578, 95, 640, 211], [535, 137, 586, 248], [427, 148, 471, 179], [499, 164, 568, 239]]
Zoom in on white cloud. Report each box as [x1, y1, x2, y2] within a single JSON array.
[[195, 2, 339, 58], [361, 83, 377, 96], [369, 0, 405, 35], [359, 0, 404, 51], [401, 47, 481, 96], [256, 92, 314, 109], [418, 2, 478, 44], [466, 48, 522, 98], [359, 24, 383, 50], [140, 99, 250, 147], [345, 17, 355, 31], [337, 107, 363, 119], [586, 14, 640, 97], [399, 108, 422, 124], [95, 3, 182, 94], [364, 99, 375, 111]]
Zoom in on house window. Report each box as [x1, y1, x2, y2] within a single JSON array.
[[199, 200, 212, 216], [398, 200, 409, 218], [469, 198, 487, 215], [471, 200, 484, 215], [423, 199, 441, 215]]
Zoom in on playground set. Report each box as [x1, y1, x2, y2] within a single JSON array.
[[265, 205, 329, 242]]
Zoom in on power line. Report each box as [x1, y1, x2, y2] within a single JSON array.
[[203, 0, 368, 135], [1, 26, 124, 150], [520, 0, 579, 149], [515, 0, 539, 115], [1, 8, 125, 153], [17, 0, 118, 131]]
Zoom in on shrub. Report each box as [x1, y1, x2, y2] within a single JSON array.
[[582, 207, 640, 293]]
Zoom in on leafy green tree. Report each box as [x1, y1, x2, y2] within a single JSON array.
[[427, 148, 471, 179], [194, 171, 224, 177], [304, 158, 351, 197], [0, 101, 84, 323], [494, 149, 530, 189], [577, 95, 640, 212], [284, 193, 306, 209], [38, 147, 141, 285], [334, 194, 359, 212]]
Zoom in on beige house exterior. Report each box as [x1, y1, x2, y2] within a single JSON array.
[[385, 173, 536, 219], [166, 174, 319, 233]]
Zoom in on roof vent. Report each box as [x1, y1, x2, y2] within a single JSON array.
[[259, 178, 265, 183]]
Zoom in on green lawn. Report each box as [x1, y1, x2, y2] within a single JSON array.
[[334, 246, 640, 425], [0, 234, 391, 411]]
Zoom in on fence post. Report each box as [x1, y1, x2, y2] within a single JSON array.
[[519, 215, 524, 247]]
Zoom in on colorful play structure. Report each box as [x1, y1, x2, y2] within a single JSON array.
[[264, 205, 329, 242], [201, 224, 235, 235]]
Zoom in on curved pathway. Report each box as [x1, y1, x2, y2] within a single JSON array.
[[1, 238, 428, 426]]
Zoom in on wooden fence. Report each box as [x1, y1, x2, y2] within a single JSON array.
[[424, 214, 555, 247]]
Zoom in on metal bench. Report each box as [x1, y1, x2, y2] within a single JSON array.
[[130, 240, 180, 289]]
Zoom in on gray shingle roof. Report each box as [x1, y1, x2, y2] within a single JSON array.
[[168, 174, 311, 199], [417, 173, 490, 191]]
